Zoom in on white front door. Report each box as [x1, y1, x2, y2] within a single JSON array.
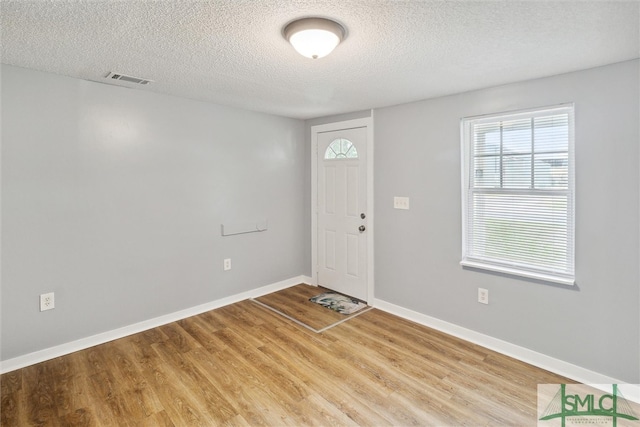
[[317, 126, 368, 301]]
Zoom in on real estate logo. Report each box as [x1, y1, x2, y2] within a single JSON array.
[[538, 384, 639, 427]]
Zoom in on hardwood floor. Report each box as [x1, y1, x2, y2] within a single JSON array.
[[1, 285, 573, 426]]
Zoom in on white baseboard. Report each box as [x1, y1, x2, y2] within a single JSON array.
[[4, 279, 636, 404], [372, 298, 640, 403], [0, 275, 313, 374]]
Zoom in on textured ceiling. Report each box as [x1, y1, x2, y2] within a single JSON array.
[[1, 1, 639, 120]]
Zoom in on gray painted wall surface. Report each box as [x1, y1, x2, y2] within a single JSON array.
[[1, 65, 306, 360], [373, 60, 639, 382], [2, 60, 638, 383]]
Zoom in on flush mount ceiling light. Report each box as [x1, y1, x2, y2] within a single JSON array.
[[283, 17, 345, 59]]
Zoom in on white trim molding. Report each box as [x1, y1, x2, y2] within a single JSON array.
[[0, 275, 313, 374], [372, 297, 640, 403], [4, 275, 637, 405], [460, 260, 575, 286]]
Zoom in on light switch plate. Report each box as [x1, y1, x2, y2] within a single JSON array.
[[394, 196, 410, 210]]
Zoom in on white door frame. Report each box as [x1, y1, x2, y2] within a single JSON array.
[[311, 116, 374, 302]]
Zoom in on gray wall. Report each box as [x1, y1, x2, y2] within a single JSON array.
[[3, 60, 638, 383], [1, 65, 306, 360], [373, 59, 640, 382]]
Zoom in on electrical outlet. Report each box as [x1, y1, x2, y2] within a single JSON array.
[[40, 292, 55, 311], [478, 288, 489, 305], [223, 258, 231, 271], [393, 196, 410, 210]]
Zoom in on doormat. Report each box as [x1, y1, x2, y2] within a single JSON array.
[[251, 284, 373, 333], [309, 292, 368, 315]]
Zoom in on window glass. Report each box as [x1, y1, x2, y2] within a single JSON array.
[[325, 138, 358, 159]]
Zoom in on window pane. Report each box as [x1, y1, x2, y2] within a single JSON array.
[[502, 118, 532, 154], [473, 156, 500, 188], [502, 155, 531, 188], [340, 139, 349, 154], [534, 114, 568, 152], [470, 192, 569, 271], [535, 152, 568, 189], [325, 138, 358, 160], [474, 123, 500, 156]]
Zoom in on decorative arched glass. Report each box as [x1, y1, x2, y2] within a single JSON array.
[[324, 138, 358, 160]]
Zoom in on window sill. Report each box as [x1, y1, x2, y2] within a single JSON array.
[[460, 260, 575, 286]]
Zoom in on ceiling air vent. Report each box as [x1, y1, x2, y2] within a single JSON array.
[[105, 72, 153, 85]]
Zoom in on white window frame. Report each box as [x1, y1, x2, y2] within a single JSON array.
[[460, 104, 575, 285]]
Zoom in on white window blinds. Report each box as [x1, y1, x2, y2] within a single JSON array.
[[461, 105, 575, 285]]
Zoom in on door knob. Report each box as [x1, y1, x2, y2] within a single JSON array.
[[359, 225, 366, 232], [361, 213, 366, 219]]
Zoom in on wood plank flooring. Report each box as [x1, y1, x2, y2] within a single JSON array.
[[2, 284, 575, 426]]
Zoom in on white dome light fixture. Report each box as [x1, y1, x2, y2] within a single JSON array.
[[284, 17, 345, 59]]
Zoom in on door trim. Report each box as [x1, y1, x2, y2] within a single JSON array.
[[311, 115, 374, 302]]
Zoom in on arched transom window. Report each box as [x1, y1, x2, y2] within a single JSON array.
[[324, 138, 358, 160]]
